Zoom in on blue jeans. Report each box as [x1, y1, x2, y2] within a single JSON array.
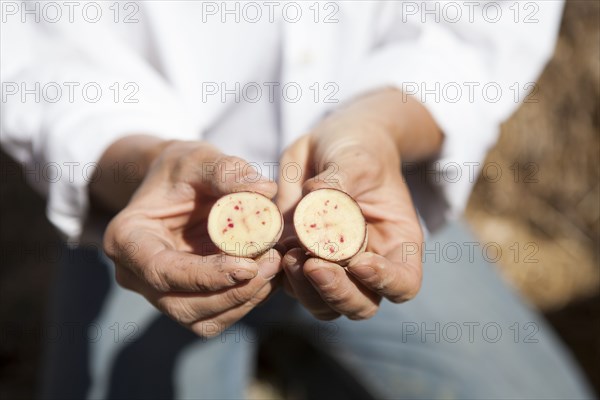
[[39, 222, 594, 399]]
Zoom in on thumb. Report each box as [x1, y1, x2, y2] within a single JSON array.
[[276, 135, 314, 217], [302, 162, 346, 194], [205, 153, 278, 200], [302, 144, 384, 197]]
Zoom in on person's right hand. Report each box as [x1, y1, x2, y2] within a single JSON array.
[[103, 140, 282, 337]]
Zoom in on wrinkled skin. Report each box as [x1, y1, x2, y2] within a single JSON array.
[[103, 90, 441, 335], [104, 142, 282, 337], [276, 124, 424, 321]]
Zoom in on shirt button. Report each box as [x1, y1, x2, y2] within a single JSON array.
[[296, 50, 314, 66]]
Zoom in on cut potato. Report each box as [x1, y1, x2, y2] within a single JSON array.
[[293, 188, 367, 263], [208, 192, 283, 258]]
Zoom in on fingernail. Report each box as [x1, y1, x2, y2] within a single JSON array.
[[258, 258, 280, 280], [283, 252, 298, 267], [287, 262, 301, 274], [286, 262, 304, 281], [308, 268, 336, 286], [231, 269, 257, 281], [348, 265, 376, 279]]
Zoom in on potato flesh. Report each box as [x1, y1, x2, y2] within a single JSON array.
[[294, 189, 367, 262], [208, 192, 282, 258]]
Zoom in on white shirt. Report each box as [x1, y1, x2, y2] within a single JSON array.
[[1, 1, 564, 241]]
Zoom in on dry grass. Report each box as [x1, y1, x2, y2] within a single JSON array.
[[466, 0, 600, 310], [465, 1, 599, 392]]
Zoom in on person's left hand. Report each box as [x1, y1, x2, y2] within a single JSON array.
[[276, 112, 425, 320]]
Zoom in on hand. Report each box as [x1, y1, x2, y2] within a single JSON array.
[[103, 139, 282, 337], [276, 90, 441, 320]]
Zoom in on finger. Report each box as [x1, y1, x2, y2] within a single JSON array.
[[302, 148, 384, 197], [111, 228, 263, 293], [302, 163, 346, 194], [188, 279, 278, 338], [207, 154, 278, 199], [282, 248, 340, 320], [303, 257, 381, 320], [154, 249, 282, 324], [276, 135, 313, 225], [254, 247, 283, 278], [149, 249, 264, 293], [346, 249, 422, 304]]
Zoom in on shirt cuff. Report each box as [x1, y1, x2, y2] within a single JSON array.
[[337, 40, 500, 231], [46, 106, 198, 241]]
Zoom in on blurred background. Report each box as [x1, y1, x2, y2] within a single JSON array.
[[1, 1, 598, 398]]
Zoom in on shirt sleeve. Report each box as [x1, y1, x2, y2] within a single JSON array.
[[338, 1, 564, 231], [0, 5, 198, 240]]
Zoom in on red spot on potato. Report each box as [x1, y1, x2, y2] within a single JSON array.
[[234, 205, 239, 210], [291, 188, 366, 262], [222, 229, 227, 234], [227, 218, 231, 222], [256, 210, 260, 214], [228, 223, 234, 228]]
